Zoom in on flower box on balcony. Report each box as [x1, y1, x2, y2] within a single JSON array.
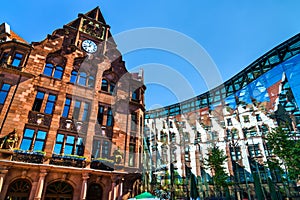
[[12, 149, 45, 164], [50, 154, 86, 168], [90, 158, 115, 171]]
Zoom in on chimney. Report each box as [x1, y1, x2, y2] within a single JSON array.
[[0, 22, 11, 42]]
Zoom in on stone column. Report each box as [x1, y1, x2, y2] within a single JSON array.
[[118, 178, 124, 200], [0, 169, 8, 193], [34, 169, 47, 200], [80, 173, 89, 200], [109, 176, 117, 200]]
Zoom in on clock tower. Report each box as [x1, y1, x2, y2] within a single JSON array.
[[63, 6, 111, 55]]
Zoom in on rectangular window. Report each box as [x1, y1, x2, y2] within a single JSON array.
[[20, 128, 47, 151], [106, 107, 113, 127], [129, 144, 136, 166], [132, 89, 139, 101], [131, 112, 137, 131], [53, 134, 64, 154], [82, 102, 90, 121], [230, 146, 241, 160], [97, 105, 104, 125], [73, 100, 81, 120], [92, 139, 111, 159], [248, 144, 261, 158], [53, 133, 83, 155], [62, 97, 71, 118], [0, 83, 11, 105], [11, 53, 23, 67], [44, 94, 56, 114], [32, 91, 45, 112], [32, 91, 57, 114]]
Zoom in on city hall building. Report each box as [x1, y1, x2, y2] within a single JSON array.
[[0, 7, 145, 200], [144, 33, 300, 199]]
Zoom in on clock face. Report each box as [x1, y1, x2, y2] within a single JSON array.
[[82, 40, 97, 53]]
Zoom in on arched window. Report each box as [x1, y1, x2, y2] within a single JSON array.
[[45, 181, 73, 199], [70, 70, 78, 83], [101, 79, 108, 92], [86, 183, 103, 200], [109, 82, 116, 94], [43, 63, 54, 77], [43, 63, 64, 80], [88, 75, 95, 88], [53, 66, 64, 79], [5, 179, 31, 200]]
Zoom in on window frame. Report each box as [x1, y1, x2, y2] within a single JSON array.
[[0, 83, 11, 105], [53, 132, 84, 156], [19, 127, 48, 151], [42, 63, 65, 80]]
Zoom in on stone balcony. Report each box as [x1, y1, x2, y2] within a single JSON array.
[[49, 154, 87, 168], [28, 111, 52, 128], [11, 150, 45, 164]]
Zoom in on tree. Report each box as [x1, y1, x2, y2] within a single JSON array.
[[205, 145, 229, 196], [266, 126, 300, 180]]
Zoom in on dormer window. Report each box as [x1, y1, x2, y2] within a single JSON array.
[[11, 53, 23, 67]]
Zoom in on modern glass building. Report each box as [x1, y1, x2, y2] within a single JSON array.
[[144, 33, 300, 199]]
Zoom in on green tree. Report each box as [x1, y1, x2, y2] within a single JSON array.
[[266, 126, 300, 180], [205, 145, 229, 195]]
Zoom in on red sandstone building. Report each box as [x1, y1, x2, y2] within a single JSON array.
[[0, 7, 145, 200]]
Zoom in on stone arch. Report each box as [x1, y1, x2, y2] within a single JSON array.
[[5, 178, 32, 200], [44, 180, 73, 200], [86, 182, 103, 200]]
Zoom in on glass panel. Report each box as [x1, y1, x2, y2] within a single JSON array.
[[70, 70, 78, 83], [53, 66, 63, 79], [66, 136, 75, 144], [33, 141, 44, 151], [23, 128, 34, 138], [36, 130, 47, 139], [43, 63, 54, 76], [0, 83, 11, 104], [62, 98, 71, 118], [54, 143, 63, 154], [88, 76, 95, 88], [20, 139, 32, 150], [101, 79, 108, 91], [11, 53, 23, 67], [82, 102, 90, 121], [78, 72, 87, 86]]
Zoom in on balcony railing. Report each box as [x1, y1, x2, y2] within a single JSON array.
[[59, 117, 88, 134], [12, 150, 45, 164], [28, 111, 52, 128], [49, 154, 87, 168]]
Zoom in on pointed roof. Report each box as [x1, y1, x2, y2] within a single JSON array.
[[10, 30, 28, 44], [84, 6, 107, 24], [67, 6, 108, 28]]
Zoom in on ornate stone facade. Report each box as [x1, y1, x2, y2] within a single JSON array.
[[0, 7, 145, 200]]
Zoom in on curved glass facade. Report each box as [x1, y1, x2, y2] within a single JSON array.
[[144, 33, 300, 199]]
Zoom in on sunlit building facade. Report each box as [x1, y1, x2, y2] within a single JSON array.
[[0, 7, 145, 200], [144, 33, 300, 199]]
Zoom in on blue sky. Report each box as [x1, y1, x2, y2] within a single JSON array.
[[1, 1, 300, 110]]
